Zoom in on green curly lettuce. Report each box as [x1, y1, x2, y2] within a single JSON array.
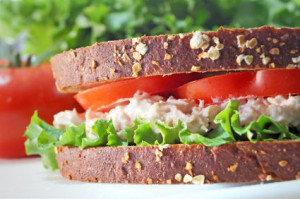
[[24, 100, 300, 170]]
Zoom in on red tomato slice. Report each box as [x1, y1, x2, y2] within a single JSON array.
[[173, 69, 300, 103], [75, 73, 202, 110]]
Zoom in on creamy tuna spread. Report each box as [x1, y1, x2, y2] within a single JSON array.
[[53, 92, 300, 140]]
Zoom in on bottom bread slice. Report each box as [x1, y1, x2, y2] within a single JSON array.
[[55, 141, 300, 184]]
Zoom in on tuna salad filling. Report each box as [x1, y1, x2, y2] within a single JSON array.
[[24, 92, 300, 170], [54, 92, 300, 140]]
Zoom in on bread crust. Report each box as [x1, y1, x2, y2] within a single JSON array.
[[55, 141, 300, 184], [50, 26, 300, 92]]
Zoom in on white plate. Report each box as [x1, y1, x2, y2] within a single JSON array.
[[0, 157, 299, 198]]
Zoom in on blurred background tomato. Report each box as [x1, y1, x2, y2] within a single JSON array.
[[0, 62, 82, 158]]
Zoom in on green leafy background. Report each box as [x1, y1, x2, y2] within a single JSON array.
[[0, 0, 299, 62]]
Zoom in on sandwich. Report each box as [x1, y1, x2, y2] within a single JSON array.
[[24, 26, 300, 184]]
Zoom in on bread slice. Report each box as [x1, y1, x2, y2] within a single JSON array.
[[55, 141, 300, 184], [50, 26, 300, 92]]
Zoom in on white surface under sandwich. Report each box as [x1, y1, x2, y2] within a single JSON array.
[[0, 158, 300, 199]]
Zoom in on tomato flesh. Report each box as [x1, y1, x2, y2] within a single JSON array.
[[173, 69, 300, 103], [75, 73, 202, 111], [0, 63, 82, 158]]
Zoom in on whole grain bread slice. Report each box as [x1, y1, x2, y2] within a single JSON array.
[[51, 26, 300, 93], [55, 141, 300, 184]]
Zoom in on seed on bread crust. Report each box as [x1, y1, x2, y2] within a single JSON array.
[[132, 37, 141, 45], [278, 160, 288, 167], [272, 38, 279, 44], [70, 51, 76, 58], [192, 175, 205, 184], [147, 178, 153, 184], [179, 33, 185, 39], [262, 57, 271, 65], [185, 162, 193, 171], [296, 172, 300, 180], [269, 62, 275, 68], [287, 64, 298, 69], [121, 152, 130, 163], [117, 59, 124, 66], [236, 54, 244, 65], [236, 54, 253, 65], [122, 53, 131, 62], [91, 59, 97, 69], [292, 56, 300, 63], [155, 148, 163, 162], [227, 163, 238, 172], [269, 48, 280, 55], [198, 52, 209, 60], [213, 36, 220, 44], [133, 52, 142, 61], [266, 175, 273, 181], [132, 63, 142, 77], [135, 162, 142, 170], [191, 65, 201, 72], [246, 38, 258, 49], [216, 43, 224, 50], [190, 31, 210, 50], [109, 68, 116, 74], [279, 42, 285, 46], [237, 35, 246, 48], [290, 50, 298, 54], [164, 53, 173, 60], [168, 35, 176, 41], [175, 173, 182, 182], [163, 42, 168, 49], [256, 48, 261, 53], [244, 55, 253, 65], [183, 174, 193, 183], [152, 60, 160, 66], [136, 43, 148, 55], [208, 46, 220, 60]]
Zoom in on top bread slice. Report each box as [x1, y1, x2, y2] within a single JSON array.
[[50, 26, 300, 93]]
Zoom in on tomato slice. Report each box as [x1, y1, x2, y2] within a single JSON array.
[[75, 73, 202, 110], [173, 69, 300, 103]]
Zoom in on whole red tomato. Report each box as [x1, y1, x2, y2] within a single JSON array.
[[0, 62, 82, 158]]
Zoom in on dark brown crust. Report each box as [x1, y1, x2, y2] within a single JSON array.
[[55, 141, 300, 184], [51, 26, 300, 92]]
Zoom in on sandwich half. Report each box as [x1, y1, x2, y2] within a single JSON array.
[[24, 26, 300, 184]]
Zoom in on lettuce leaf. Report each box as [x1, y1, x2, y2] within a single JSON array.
[[60, 124, 85, 147], [107, 122, 127, 146], [155, 120, 183, 144], [81, 119, 110, 148], [134, 122, 162, 146], [179, 126, 235, 147], [24, 100, 300, 170], [24, 111, 63, 170]]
